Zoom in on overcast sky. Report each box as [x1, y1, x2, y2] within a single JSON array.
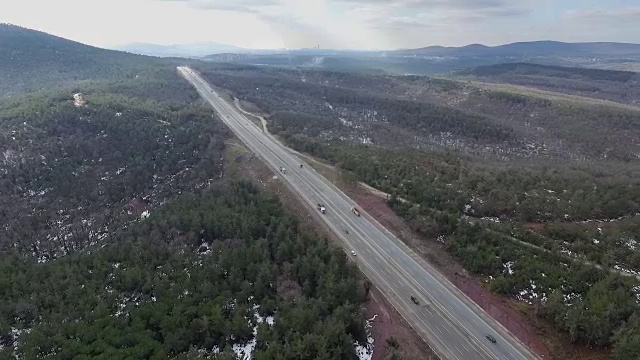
[[1, 0, 639, 49]]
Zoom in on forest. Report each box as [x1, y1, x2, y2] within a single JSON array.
[[454, 63, 640, 105], [0, 23, 383, 358], [197, 63, 640, 358], [199, 64, 640, 162], [278, 126, 640, 359], [0, 181, 368, 359], [0, 64, 229, 262], [0, 62, 378, 359]]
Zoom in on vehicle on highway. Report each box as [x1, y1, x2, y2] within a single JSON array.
[[486, 335, 497, 344], [351, 250, 357, 256], [345, 229, 349, 234], [279, 167, 286, 174], [300, 164, 303, 168], [410, 295, 419, 305], [316, 204, 326, 214], [352, 207, 360, 216]]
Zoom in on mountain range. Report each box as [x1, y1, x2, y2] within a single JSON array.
[[114, 42, 247, 58], [394, 41, 640, 57]]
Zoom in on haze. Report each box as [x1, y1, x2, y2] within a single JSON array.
[[1, 0, 639, 50]]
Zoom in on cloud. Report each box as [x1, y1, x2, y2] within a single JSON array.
[[3, 0, 638, 50], [334, 0, 505, 8], [157, 0, 279, 13], [564, 7, 640, 23]]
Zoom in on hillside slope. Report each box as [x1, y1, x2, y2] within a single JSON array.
[[0, 26, 377, 360], [0, 24, 165, 96], [197, 62, 640, 359], [454, 63, 640, 105]]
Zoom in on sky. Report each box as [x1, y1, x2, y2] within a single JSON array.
[[1, 0, 639, 50]]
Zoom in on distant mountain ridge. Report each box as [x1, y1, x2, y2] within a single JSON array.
[[395, 41, 640, 57], [115, 42, 247, 58]]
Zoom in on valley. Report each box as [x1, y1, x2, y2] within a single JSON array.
[[1, 21, 639, 360], [195, 60, 640, 359]]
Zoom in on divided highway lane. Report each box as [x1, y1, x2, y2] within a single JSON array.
[[178, 66, 538, 360]]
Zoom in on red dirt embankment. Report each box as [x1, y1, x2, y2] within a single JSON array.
[[365, 287, 439, 360]]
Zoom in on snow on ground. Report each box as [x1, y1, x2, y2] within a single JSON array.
[[6, 327, 32, 357], [614, 265, 640, 276], [503, 261, 515, 275], [516, 280, 546, 305], [339, 117, 354, 127], [73, 93, 86, 107], [633, 285, 640, 303], [232, 304, 276, 360], [563, 292, 582, 304], [354, 314, 377, 360], [624, 238, 638, 251], [198, 242, 211, 255]]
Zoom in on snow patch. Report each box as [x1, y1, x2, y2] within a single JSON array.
[[232, 304, 276, 360], [633, 285, 640, 303], [73, 93, 86, 107], [503, 261, 515, 275], [516, 280, 546, 305], [624, 238, 637, 251], [339, 117, 353, 127], [354, 314, 376, 360], [614, 265, 640, 276]]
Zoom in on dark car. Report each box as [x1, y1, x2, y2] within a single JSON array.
[[485, 335, 497, 344], [410, 295, 419, 305]]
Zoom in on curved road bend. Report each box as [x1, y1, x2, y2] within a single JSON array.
[[177, 66, 539, 360]]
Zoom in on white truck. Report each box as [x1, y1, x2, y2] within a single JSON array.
[[279, 167, 286, 174], [316, 204, 326, 214]]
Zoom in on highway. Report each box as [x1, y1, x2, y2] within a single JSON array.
[[177, 66, 539, 360]]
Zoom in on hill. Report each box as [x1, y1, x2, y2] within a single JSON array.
[[0, 24, 166, 96], [201, 41, 640, 77], [399, 41, 640, 57], [115, 41, 246, 58], [454, 63, 640, 105], [196, 62, 640, 359], [0, 27, 374, 359]]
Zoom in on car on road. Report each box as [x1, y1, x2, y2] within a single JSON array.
[[350, 250, 357, 256], [316, 204, 326, 214], [410, 295, 419, 305], [486, 335, 497, 344], [352, 207, 360, 216]]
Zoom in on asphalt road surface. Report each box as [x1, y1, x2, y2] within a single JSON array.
[[178, 66, 539, 360]]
